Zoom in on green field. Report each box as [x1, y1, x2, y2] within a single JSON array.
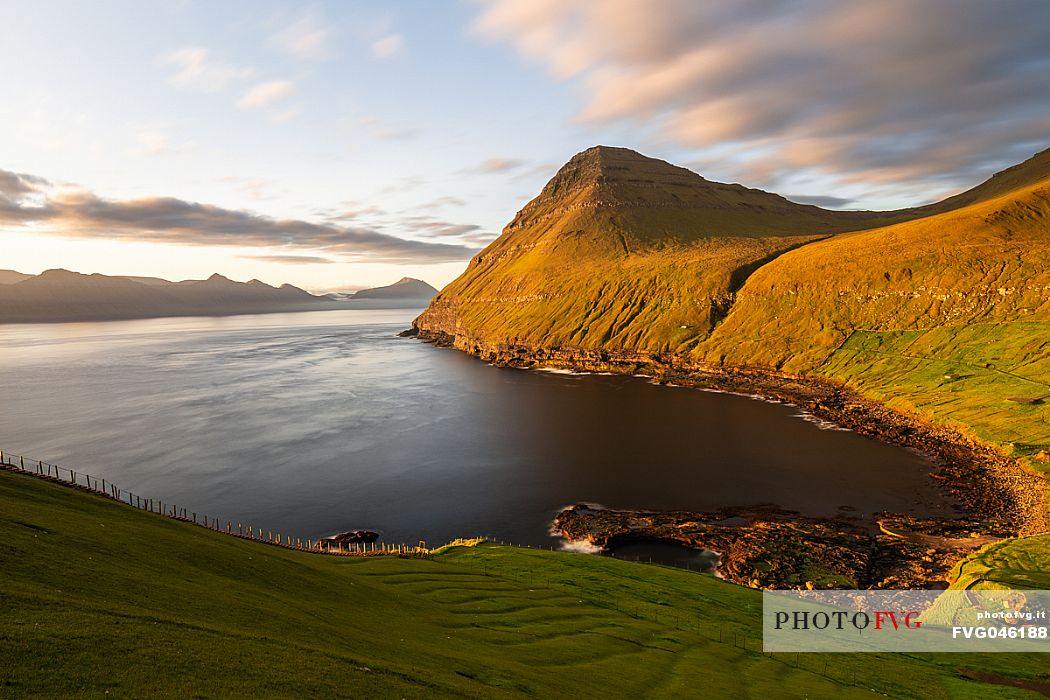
[[818, 322, 1050, 476], [950, 534, 1050, 590], [3, 469, 1049, 698]]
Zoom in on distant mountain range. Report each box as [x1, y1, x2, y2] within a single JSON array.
[[349, 276, 437, 300], [330, 277, 438, 306], [0, 270, 436, 323]]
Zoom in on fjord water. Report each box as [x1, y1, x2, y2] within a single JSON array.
[[0, 310, 955, 547]]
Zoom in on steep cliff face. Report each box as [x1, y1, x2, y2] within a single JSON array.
[[415, 146, 907, 355]]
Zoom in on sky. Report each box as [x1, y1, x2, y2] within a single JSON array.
[[2, 0, 1049, 292]]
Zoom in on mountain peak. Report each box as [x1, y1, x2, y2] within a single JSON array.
[[39, 268, 80, 278], [544, 145, 697, 192], [504, 145, 776, 236], [571, 144, 647, 165], [352, 277, 437, 300]]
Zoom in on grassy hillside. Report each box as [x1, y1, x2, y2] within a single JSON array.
[[4, 469, 1050, 698], [700, 178, 1050, 370], [416, 146, 923, 352], [699, 168, 1050, 477], [950, 534, 1050, 590]]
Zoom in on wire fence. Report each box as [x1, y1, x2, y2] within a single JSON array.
[[0, 448, 434, 557]]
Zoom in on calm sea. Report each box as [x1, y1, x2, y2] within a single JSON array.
[[0, 309, 954, 547]]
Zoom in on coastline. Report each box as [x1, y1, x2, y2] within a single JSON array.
[[409, 328, 1049, 588]]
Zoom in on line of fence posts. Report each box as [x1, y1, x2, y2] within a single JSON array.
[[0, 449, 437, 559], [2, 447, 870, 691]]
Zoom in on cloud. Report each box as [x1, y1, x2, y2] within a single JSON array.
[[371, 34, 405, 60], [272, 10, 335, 60], [472, 158, 525, 174], [161, 47, 254, 92], [473, 0, 1050, 195], [785, 194, 855, 208], [238, 80, 296, 109], [459, 232, 497, 247], [0, 169, 49, 199], [417, 196, 468, 208], [399, 217, 483, 237], [0, 168, 478, 264], [323, 204, 386, 222], [241, 254, 335, 265]]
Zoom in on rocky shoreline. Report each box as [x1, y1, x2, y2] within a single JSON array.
[[407, 328, 1048, 588], [555, 503, 1002, 589]]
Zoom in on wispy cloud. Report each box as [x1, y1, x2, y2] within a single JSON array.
[[470, 158, 525, 174], [238, 80, 296, 109], [0, 168, 478, 264], [271, 10, 335, 60], [474, 0, 1050, 192], [161, 47, 254, 92], [241, 254, 335, 265], [371, 34, 405, 60], [418, 196, 467, 209], [398, 216, 482, 237], [785, 194, 856, 209], [0, 169, 49, 199]]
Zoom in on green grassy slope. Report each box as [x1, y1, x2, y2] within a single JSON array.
[[416, 146, 925, 352], [699, 168, 1050, 476], [4, 470, 1049, 698], [416, 146, 1050, 355], [701, 178, 1050, 370], [950, 534, 1050, 590]]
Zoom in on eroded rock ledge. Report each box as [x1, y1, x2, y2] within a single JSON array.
[[554, 504, 1002, 589]]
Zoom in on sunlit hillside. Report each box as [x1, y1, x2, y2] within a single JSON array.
[[416, 146, 925, 353]]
